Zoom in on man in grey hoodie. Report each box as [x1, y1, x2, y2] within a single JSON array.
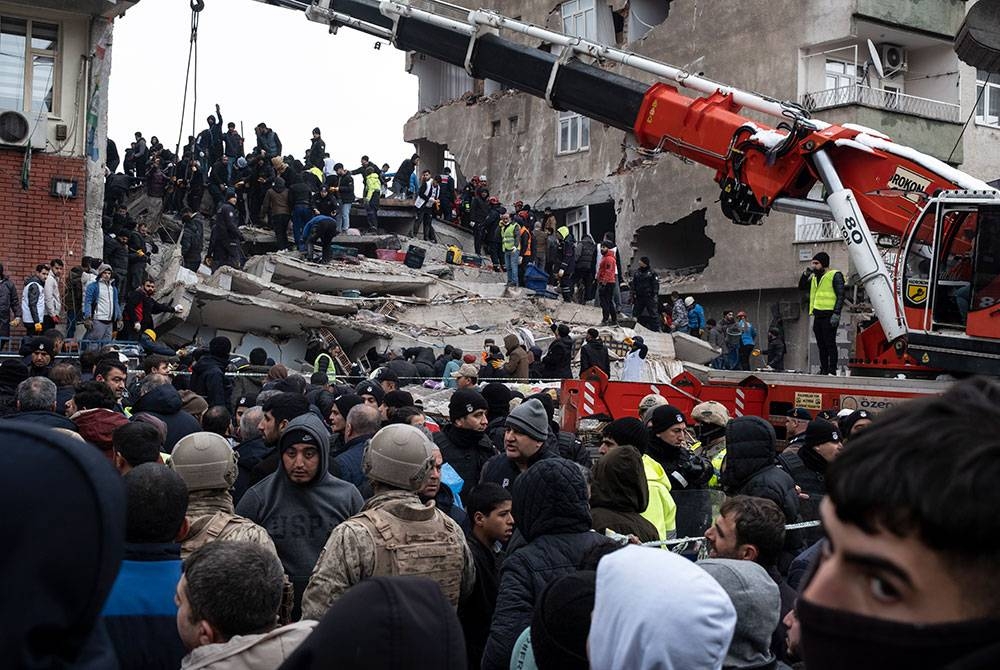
[[236, 413, 363, 619], [699, 558, 788, 670]]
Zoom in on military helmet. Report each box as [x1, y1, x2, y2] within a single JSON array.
[[638, 393, 668, 420], [170, 432, 238, 492], [363, 424, 435, 491], [692, 400, 731, 428]]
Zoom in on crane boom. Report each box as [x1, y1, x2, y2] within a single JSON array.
[[295, 0, 1000, 375]]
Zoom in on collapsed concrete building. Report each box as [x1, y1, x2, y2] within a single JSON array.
[[141, 203, 710, 384], [397, 0, 1000, 372]]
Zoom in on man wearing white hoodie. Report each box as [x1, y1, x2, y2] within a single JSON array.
[[589, 545, 736, 669]]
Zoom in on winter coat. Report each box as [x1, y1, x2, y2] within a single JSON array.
[[435, 423, 497, 502], [590, 446, 659, 542], [101, 542, 186, 670], [330, 433, 372, 490], [479, 444, 559, 492], [482, 459, 615, 670], [64, 267, 84, 314], [308, 137, 326, 168], [335, 173, 355, 203], [541, 334, 574, 379], [190, 354, 234, 412], [222, 130, 243, 158], [260, 186, 290, 220], [580, 339, 610, 376], [471, 194, 490, 223], [73, 408, 130, 460], [459, 533, 503, 669], [130, 384, 203, 453], [721, 417, 800, 523], [146, 167, 168, 198], [180, 621, 316, 670], [208, 203, 243, 270], [103, 237, 129, 285], [233, 436, 270, 504], [631, 266, 660, 303], [646, 436, 713, 491], [402, 346, 436, 378], [597, 249, 617, 284], [575, 236, 597, 274], [20, 275, 44, 325], [122, 289, 173, 340], [557, 229, 576, 276], [2, 410, 77, 431], [688, 303, 706, 330], [394, 158, 416, 185], [181, 215, 205, 266], [501, 334, 530, 379], [257, 130, 282, 157]]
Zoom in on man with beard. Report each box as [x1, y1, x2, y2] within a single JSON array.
[[435, 389, 497, 503], [122, 278, 183, 342], [645, 404, 713, 491]]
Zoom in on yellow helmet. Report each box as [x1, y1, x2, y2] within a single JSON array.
[[143, 329, 157, 341]]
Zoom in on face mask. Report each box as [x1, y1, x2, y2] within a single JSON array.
[[797, 597, 1000, 670]]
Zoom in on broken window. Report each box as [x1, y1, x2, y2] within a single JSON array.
[[633, 209, 715, 273], [557, 110, 590, 154], [626, 0, 669, 42], [509, 116, 519, 133], [491, 120, 501, 137]]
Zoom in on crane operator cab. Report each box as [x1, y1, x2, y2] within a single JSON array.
[[899, 191, 1000, 373]]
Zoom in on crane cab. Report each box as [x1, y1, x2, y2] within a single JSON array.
[[898, 190, 1000, 374]]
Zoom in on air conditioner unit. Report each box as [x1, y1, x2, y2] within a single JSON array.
[[0, 108, 48, 149], [879, 44, 908, 73]]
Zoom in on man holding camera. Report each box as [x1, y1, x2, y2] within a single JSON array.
[[798, 252, 844, 375]]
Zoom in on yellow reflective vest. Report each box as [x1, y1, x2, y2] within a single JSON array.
[[809, 268, 839, 314], [641, 454, 677, 540]]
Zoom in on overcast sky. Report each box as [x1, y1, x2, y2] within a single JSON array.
[[107, 0, 418, 167]]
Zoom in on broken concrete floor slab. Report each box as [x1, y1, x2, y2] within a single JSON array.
[[244, 253, 438, 297], [206, 266, 363, 316]]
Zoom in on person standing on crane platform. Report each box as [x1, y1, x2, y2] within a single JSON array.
[[799, 252, 845, 376]]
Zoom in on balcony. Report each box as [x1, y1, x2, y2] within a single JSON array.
[[795, 219, 840, 243], [800, 84, 960, 124]]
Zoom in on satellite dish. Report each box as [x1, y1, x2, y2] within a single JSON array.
[[867, 39, 885, 79]]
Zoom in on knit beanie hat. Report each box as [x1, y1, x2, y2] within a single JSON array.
[[481, 382, 512, 418], [602, 416, 648, 452], [648, 404, 687, 434], [839, 409, 871, 436], [812, 251, 830, 267], [209, 336, 231, 359], [525, 392, 556, 423], [355, 380, 385, 405], [449, 389, 488, 422], [333, 393, 364, 420], [505, 399, 549, 442], [530, 571, 597, 670], [802, 418, 840, 449]]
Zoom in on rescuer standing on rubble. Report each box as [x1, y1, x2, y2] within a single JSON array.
[[799, 252, 844, 376]]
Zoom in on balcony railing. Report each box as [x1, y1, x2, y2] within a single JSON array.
[[795, 219, 841, 243], [800, 84, 961, 123]]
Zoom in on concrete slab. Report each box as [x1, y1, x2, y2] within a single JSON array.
[[243, 253, 438, 296], [671, 331, 721, 366], [207, 267, 363, 316]]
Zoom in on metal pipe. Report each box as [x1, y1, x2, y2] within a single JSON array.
[[770, 197, 833, 219]]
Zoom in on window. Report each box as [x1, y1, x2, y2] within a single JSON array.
[[976, 69, 1000, 128], [565, 206, 590, 241], [561, 0, 596, 40], [509, 116, 518, 134], [824, 59, 860, 90], [490, 119, 500, 137], [557, 110, 590, 154], [0, 16, 58, 115]]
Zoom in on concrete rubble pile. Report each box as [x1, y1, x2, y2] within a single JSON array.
[[142, 213, 719, 381]]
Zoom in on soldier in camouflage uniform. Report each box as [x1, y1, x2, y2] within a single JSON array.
[[301, 423, 475, 619], [171, 432, 278, 560]]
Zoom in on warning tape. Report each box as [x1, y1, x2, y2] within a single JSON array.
[[638, 519, 822, 549]]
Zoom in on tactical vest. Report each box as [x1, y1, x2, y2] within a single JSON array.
[[182, 511, 261, 559], [354, 502, 465, 606], [809, 269, 840, 314], [776, 450, 826, 499]]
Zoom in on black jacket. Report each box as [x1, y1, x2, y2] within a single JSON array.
[[471, 194, 490, 223], [482, 459, 614, 670], [479, 445, 559, 491], [131, 384, 202, 453], [590, 445, 659, 542], [777, 447, 828, 498], [288, 181, 313, 207], [434, 424, 497, 502], [541, 335, 574, 379], [122, 289, 173, 340], [335, 173, 355, 204], [2, 410, 77, 431], [233, 436, 270, 504], [721, 417, 800, 523], [797, 268, 845, 314], [647, 436, 713, 490], [208, 203, 243, 269], [580, 339, 610, 376], [180, 215, 204, 263], [189, 354, 233, 412], [459, 533, 502, 669], [103, 236, 129, 283], [403, 346, 436, 378], [631, 266, 660, 303], [308, 137, 326, 168]]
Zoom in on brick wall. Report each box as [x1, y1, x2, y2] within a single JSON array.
[[0, 148, 86, 287]]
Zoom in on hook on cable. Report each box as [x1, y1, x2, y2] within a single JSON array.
[[190, 0, 205, 11]]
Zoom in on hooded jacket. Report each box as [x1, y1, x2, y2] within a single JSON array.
[[190, 354, 234, 412], [699, 559, 781, 670], [647, 435, 714, 491], [482, 459, 614, 670], [236, 414, 363, 614], [501, 334, 530, 379], [181, 620, 317, 670], [541, 333, 573, 379], [722, 417, 800, 523], [580, 338, 610, 376], [590, 446, 659, 542], [478, 443, 559, 491], [434, 423, 497, 502], [279, 576, 467, 670], [589, 545, 736, 670], [132, 383, 204, 453], [73, 408, 130, 460], [0, 421, 125, 670]]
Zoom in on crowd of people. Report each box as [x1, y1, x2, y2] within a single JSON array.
[[6, 330, 1000, 669]]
